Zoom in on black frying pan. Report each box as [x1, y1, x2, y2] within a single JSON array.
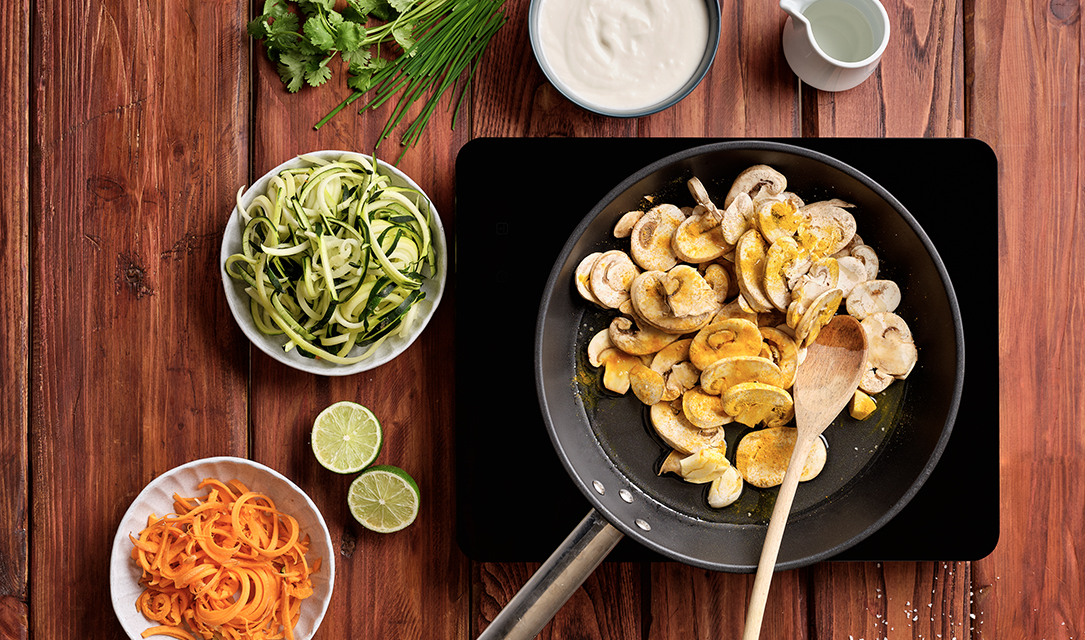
[[478, 141, 963, 639]]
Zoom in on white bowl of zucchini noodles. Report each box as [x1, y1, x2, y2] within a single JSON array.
[[221, 151, 447, 375]]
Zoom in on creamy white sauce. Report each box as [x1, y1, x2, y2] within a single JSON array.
[[536, 0, 710, 112]]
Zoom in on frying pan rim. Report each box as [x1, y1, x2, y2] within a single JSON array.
[[534, 139, 965, 571]]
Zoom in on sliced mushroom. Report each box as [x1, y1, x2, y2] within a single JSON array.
[[629, 270, 715, 334], [712, 297, 759, 325], [608, 315, 682, 356], [796, 201, 857, 258], [757, 198, 805, 245], [846, 279, 902, 320], [721, 381, 794, 428], [794, 287, 844, 347], [597, 348, 641, 394], [849, 390, 877, 420], [735, 427, 827, 488], [649, 338, 693, 375], [758, 327, 800, 390], [849, 244, 879, 280], [734, 229, 775, 313], [663, 362, 701, 402], [658, 265, 721, 318], [658, 449, 685, 476], [629, 363, 666, 405], [589, 250, 639, 309], [677, 447, 731, 483], [835, 255, 870, 297], [724, 165, 787, 209], [682, 386, 734, 429], [702, 263, 732, 305], [630, 204, 686, 271], [720, 191, 755, 245], [649, 401, 728, 455], [575, 252, 604, 306], [613, 210, 644, 238], [672, 206, 731, 263], [700, 355, 783, 396], [787, 257, 840, 328], [763, 236, 812, 312], [708, 465, 744, 508], [587, 328, 615, 367], [860, 312, 919, 392], [689, 317, 763, 371]]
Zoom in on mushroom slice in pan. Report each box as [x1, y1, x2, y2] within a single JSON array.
[[682, 386, 734, 429], [630, 270, 716, 334], [846, 279, 902, 320], [734, 229, 776, 313], [629, 363, 666, 405], [672, 205, 732, 263], [659, 265, 721, 318], [613, 210, 644, 238], [589, 250, 639, 309], [597, 348, 642, 394], [763, 236, 812, 312], [861, 311, 919, 389], [677, 446, 732, 483], [663, 361, 701, 403], [587, 328, 615, 367], [796, 200, 857, 258], [758, 327, 800, 390], [608, 315, 682, 356], [736, 427, 827, 488], [649, 401, 728, 455], [650, 338, 693, 375], [658, 449, 685, 476], [794, 287, 844, 347], [724, 165, 787, 209], [689, 317, 763, 371], [700, 355, 783, 396], [708, 465, 744, 508], [786, 257, 839, 328], [630, 204, 686, 271], [849, 244, 880, 280], [835, 255, 870, 297], [721, 381, 794, 428], [720, 192, 755, 245], [712, 298, 759, 325], [849, 390, 877, 420], [575, 252, 604, 306], [702, 263, 732, 306], [757, 198, 805, 245]]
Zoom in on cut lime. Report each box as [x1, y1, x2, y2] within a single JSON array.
[[347, 465, 420, 533], [311, 401, 383, 474]]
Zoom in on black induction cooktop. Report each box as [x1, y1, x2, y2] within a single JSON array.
[[453, 137, 999, 564]]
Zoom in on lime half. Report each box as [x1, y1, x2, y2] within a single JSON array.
[[347, 465, 420, 533], [311, 401, 383, 474]]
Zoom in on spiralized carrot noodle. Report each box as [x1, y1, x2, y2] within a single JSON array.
[[130, 478, 323, 640]]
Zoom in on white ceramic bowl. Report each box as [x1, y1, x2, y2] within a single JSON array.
[[220, 151, 448, 376], [109, 457, 335, 640]]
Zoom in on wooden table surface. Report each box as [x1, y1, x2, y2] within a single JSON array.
[[3, 0, 1081, 638]]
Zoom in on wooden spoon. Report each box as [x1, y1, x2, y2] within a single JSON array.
[[742, 314, 868, 640]]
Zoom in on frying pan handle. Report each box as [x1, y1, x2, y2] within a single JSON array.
[[477, 509, 624, 640]]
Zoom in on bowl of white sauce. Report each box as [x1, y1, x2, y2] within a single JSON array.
[[529, 0, 721, 117]]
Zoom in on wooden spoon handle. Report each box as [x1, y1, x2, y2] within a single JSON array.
[[741, 432, 818, 640]]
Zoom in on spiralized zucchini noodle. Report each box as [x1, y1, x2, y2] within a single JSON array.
[[225, 153, 437, 365]]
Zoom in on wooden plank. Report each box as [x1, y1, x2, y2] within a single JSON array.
[[968, 0, 1085, 637], [0, 0, 29, 637], [247, 27, 469, 640], [30, 1, 250, 638]]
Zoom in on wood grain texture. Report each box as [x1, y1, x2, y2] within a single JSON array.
[[29, 0, 249, 638], [0, 0, 29, 637], [248, 34, 469, 640], [969, 0, 1084, 637]]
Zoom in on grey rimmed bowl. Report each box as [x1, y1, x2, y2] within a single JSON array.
[[528, 0, 721, 118]]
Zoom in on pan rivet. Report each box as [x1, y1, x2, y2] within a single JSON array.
[[635, 519, 651, 531], [619, 489, 633, 503], [592, 480, 605, 495]]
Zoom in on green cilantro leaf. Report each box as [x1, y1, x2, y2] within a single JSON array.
[[305, 58, 334, 87], [335, 20, 366, 52], [391, 22, 417, 52], [303, 12, 337, 51], [388, 0, 417, 14], [276, 50, 311, 93]]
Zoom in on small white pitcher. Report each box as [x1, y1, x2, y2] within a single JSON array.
[[780, 0, 890, 92]]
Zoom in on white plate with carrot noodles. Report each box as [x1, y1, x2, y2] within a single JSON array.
[[221, 150, 447, 375], [109, 456, 334, 640]]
